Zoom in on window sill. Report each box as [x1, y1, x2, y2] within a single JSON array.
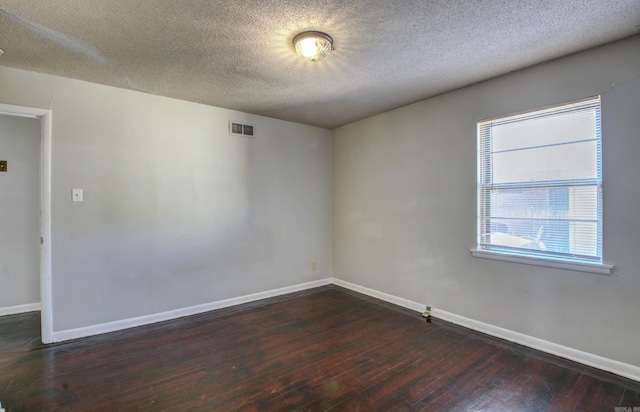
[[470, 249, 613, 275]]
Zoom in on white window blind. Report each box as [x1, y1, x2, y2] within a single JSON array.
[[477, 97, 603, 265]]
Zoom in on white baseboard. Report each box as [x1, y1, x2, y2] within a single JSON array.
[[49, 276, 640, 382], [332, 278, 424, 312], [53, 278, 331, 343], [332, 278, 640, 382], [430, 307, 640, 383], [0, 302, 41, 316]]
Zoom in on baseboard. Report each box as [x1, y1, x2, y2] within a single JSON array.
[[332, 278, 640, 382], [50, 276, 640, 382], [431, 307, 640, 382], [331, 278, 424, 312], [53, 278, 331, 343], [0, 302, 41, 316]]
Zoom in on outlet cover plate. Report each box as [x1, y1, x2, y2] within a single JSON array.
[[72, 189, 83, 202]]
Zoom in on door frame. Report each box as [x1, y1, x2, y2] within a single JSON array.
[[0, 103, 53, 343]]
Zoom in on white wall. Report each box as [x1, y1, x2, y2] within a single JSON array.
[[0, 67, 332, 332], [333, 35, 640, 367], [0, 114, 41, 309]]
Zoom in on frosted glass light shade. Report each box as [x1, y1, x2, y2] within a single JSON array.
[[293, 31, 334, 62]]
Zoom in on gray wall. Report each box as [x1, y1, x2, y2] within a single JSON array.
[[0, 114, 41, 309], [333, 35, 640, 367], [0, 67, 332, 331]]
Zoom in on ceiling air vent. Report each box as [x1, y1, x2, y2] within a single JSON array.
[[229, 121, 255, 137]]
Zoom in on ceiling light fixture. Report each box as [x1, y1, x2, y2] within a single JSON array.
[[293, 31, 334, 62], [0, 48, 4, 57]]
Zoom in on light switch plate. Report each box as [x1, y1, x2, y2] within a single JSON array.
[[72, 189, 83, 202]]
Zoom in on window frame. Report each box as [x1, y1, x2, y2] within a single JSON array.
[[470, 97, 613, 275]]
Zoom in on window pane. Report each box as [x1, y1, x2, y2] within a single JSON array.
[[488, 186, 599, 220], [492, 141, 598, 184], [484, 218, 599, 256], [492, 109, 597, 152]]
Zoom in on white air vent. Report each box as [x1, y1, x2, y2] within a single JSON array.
[[229, 121, 255, 137]]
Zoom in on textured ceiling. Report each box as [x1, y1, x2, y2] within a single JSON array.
[[0, 1, 639, 129]]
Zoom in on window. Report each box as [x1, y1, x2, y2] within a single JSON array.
[[473, 97, 612, 274]]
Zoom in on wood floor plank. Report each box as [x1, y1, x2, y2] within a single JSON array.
[[619, 388, 640, 408], [0, 312, 42, 353], [546, 372, 591, 411], [574, 375, 609, 412], [581, 379, 626, 412], [326, 336, 496, 410], [0, 286, 637, 411], [241, 312, 446, 409], [413, 348, 508, 409], [434, 347, 529, 411], [205, 300, 437, 409]]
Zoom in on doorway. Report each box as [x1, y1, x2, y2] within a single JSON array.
[[0, 103, 52, 344]]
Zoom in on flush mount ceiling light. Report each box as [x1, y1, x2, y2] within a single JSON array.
[[293, 31, 334, 62]]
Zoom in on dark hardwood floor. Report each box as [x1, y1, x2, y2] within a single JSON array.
[[0, 286, 638, 411], [0, 311, 42, 353]]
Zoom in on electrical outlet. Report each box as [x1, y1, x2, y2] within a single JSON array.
[[72, 189, 83, 202], [426, 306, 431, 312], [311, 262, 317, 271]]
